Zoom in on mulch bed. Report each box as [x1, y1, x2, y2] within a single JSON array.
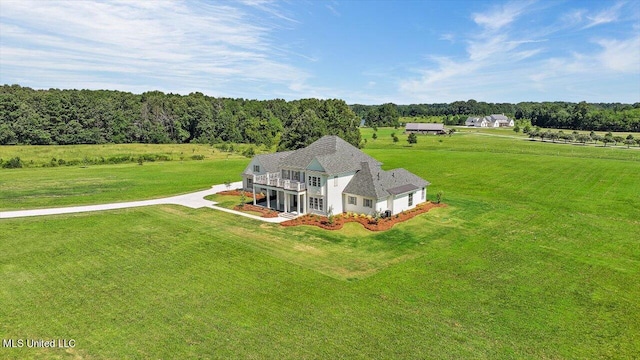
[[233, 204, 279, 218], [217, 190, 265, 200], [280, 202, 446, 231]]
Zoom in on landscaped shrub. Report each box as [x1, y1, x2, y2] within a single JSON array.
[[281, 202, 445, 231]]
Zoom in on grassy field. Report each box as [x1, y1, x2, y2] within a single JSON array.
[[0, 142, 268, 168], [1, 130, 639, 358]]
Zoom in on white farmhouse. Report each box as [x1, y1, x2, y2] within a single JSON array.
[[242, 135, 430, 216], [465, 117, 488, 127], [484, 114, 514, 127], [466, 114, 514, 127]]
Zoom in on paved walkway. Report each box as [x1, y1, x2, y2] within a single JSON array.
[[0, 181, 287, 223]]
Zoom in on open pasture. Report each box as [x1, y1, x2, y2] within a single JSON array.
[[1, 131, 639, 358], [0, 142, 265, 168]]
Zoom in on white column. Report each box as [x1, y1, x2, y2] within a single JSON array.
[[267, 189, 271, 209], [276, 191, 280, 211], [297, 194, 301, 214], [253, 187, 256, 205], [285, 193, 289, 213]]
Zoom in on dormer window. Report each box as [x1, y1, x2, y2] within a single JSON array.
[[253, 165, 260, 172]]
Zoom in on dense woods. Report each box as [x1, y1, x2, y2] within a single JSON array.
[[353, 100, 640, 132], [0, 85, 361, 149], [2, 85, 638, 148]]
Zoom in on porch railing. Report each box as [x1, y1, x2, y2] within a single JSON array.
[[253, 173, 305, 191]]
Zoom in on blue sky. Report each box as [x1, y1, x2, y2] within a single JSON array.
[[1, 0, 639, 104]]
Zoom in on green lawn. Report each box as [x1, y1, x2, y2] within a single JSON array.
[[1, 133, 639, 358], [0, 159, 247, 210]]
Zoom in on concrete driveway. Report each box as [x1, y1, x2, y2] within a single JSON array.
[[0, 181, 287, 223]]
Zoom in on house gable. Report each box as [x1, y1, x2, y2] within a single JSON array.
[[306, 158, 325, 172], [242, 157, 265, 176]]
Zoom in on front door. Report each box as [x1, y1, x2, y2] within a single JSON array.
[[291, 194, 298, 212]]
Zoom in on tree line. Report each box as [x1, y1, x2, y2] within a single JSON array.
[[0, 85, 361, 150], [351, 100, 640, 132], [524, 128, 639, 148]]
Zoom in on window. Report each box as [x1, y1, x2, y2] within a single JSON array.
[[309, 197, 324, 211], [308, 176, 320, 187], [334, 175, 338, 187], [364, 199, 373, 208], [253, 165, 260, 172], [247, 178, 253, 187], [348, 196, 357, 205], [282, 169, 290, 179], [308, 176, 312, 186], [408, 193, 413, 206], [293, 171, 300, 181]]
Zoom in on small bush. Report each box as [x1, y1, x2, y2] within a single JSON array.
[[2, 157, 23, 169], [191, 154, 205, 160], [242, 147, 255, 158]]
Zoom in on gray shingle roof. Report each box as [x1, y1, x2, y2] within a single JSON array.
[[279, 135, 380, 174], [242, 150, 293, 175], [343, 162, 430, 199], [405, 123, 445, 131], [484, 114, 511, 123]]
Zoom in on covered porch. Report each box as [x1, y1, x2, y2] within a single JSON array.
[[253, 185, 306, 215]]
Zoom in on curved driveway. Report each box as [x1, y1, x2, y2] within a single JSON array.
[[0, 181, 287, 223]]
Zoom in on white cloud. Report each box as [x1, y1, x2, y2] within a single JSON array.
[[439, 33, 455, 42], [595, 35, 640, 73], [583, 2, 624, 29], [0, 0, 310, 97], [398, 1, 543, 102], [471, 1, 534, 31], [397, 1, 639, 103]]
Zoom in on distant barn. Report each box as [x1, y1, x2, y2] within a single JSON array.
[[404, 123, 446, 135]]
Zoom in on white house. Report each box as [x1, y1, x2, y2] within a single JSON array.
[[242, 135, 430, 216], [466, 114, 514, 127], [484, 114, 514, 127], [465, 117, 488, 127]]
